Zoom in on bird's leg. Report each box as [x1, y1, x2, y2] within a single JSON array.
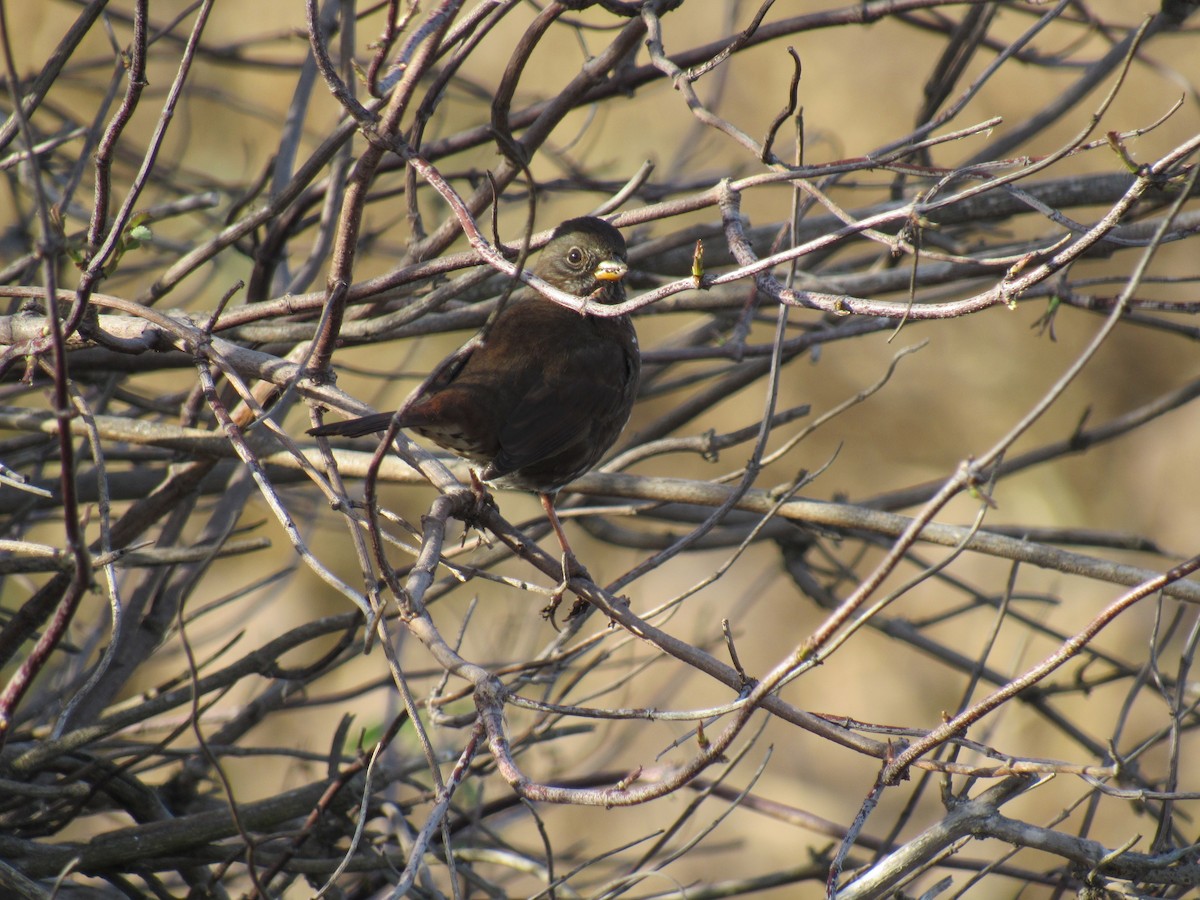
[[459, 470, 497, 547], [540, 492, 591, 622], [468, 470, 491, 506]]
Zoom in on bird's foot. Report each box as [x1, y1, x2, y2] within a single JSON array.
[[458, 470, 497, 525], [441, 472, 496, 549], [542, 550, 591, 627]]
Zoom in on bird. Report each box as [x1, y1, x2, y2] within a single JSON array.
[[309, 216, 640, 596]]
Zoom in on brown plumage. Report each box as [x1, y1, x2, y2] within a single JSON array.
[[310, 217, 640, 572]]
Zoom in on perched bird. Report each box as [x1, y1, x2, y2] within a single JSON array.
[[310, 216, 640, 583]]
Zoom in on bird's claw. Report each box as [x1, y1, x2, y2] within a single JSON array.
[[457, 470, 496, 524], [541, 550, 591, 627]]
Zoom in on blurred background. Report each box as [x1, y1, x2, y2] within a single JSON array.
[[3, 1, 1200, 897]]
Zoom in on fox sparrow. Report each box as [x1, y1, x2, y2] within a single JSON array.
[[310, 216, 640, 577]]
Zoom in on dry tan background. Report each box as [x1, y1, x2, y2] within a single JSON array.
[[4, 1, 1200, 897]]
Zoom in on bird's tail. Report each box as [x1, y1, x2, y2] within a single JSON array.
[[308, 412, 395, 438]]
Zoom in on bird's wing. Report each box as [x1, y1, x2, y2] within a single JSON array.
[[409, 334, 482, 400]]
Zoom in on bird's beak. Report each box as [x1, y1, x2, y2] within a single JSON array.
[[594, 260, 628, 282]]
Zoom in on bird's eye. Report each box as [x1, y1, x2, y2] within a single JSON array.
[[566, 247, 585, 266]]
